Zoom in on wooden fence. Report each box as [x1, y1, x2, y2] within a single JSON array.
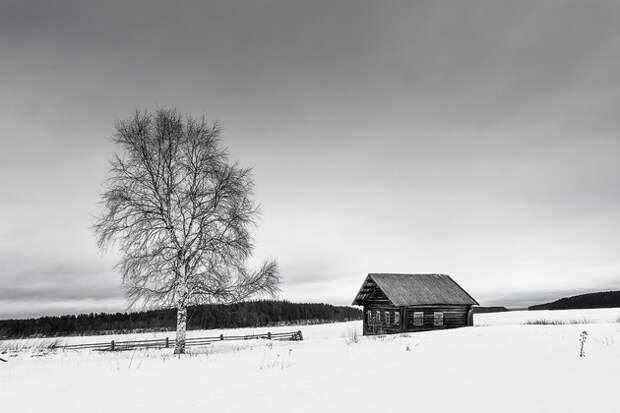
[[59, 330, 303, 351]]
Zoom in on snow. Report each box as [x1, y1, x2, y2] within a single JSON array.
[[2, 309, 620, 413], [475, 307, 620, 326]]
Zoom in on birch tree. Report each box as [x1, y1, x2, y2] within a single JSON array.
[[94, 109, 280, 354]]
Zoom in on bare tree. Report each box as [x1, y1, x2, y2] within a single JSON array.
[[94, 108, 280, 354]]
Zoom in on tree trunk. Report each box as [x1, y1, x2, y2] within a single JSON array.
[[174, 305, 187, 354]]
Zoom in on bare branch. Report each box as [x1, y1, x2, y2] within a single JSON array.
[[94, 108, 280, 317]]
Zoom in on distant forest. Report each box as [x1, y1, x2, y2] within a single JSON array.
[[472, 306, 508, 314], [0, 300, 362, 339], [529, 291, 620, 310]]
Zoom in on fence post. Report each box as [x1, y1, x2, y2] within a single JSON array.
[[267, 332, 271, 340], [297, 330, 303, 341], [110, 340, 115, 351], [220, 334, 224, 341], [165, 337, 169, 348]]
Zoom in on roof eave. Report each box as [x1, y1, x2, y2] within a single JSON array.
[[351, 274, 373, 306], [445, 275, 480, 306]]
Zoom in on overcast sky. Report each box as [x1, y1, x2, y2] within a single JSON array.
[[2, 0, 620, 318]]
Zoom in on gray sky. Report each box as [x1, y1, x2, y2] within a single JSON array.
[[2, 0, 620, 318]]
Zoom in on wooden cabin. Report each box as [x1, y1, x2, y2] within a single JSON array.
[[352, 273, 479, 335]]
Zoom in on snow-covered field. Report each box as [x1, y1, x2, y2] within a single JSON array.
[[2, 308, 620, 413]]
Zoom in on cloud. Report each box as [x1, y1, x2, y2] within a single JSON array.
[[2, 1, 620, 317], [0, 254, 123, 318]]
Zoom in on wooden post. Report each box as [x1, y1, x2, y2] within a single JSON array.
[[297, 330, 303, 341], [110, 340, 115, 351], [220, 334, 224, 340], [165, 337, 169, 348], [267, 332, 271, 340]]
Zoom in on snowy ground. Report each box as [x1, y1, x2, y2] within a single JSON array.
[[2, 308, 620, 413]]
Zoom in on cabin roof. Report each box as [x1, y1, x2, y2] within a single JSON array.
[[352, 273, 479, 306]]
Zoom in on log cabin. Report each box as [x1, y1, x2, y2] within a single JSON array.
[[352, 273, 479, 335]]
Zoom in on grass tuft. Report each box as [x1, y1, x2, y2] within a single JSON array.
[[524, 318, 592, 325], [343, 328, 360, 345], [0, 338, 65, 354]]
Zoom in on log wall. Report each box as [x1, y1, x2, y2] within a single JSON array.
[[363, 304, 471, 335]]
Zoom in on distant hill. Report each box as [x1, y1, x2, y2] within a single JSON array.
[[528, 291, 620, 311], [0, 300, 362, 340], [472, 306, 509, 314]]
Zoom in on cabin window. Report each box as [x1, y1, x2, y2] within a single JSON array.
[[384, 311, 390, 324], [367, 310, 372, 323], [394, 312, 400, 325], [375, 310, 381, 323], [413, 312, 424, 327], [434, 312, 444, 326]]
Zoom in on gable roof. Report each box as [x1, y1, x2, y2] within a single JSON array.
[[352, 273, 479, 306]]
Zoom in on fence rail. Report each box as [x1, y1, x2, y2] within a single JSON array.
[[59, 330, 303, 351]]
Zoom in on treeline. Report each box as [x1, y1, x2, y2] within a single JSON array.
[[0, 300, 362, 339], [471, 306, 509, 314], [528, 291, 620, 310]]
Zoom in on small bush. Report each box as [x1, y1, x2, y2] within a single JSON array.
[[579, 331, 588, 357]]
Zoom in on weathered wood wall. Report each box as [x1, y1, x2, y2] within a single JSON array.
[[363, 304, 471, 335], [359, 277, 473, 335], [404, 305, 469, 330]]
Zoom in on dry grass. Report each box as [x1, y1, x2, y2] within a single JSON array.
[[343, 328, 361, 345], [0, 338, 65, 354], [524, 318, 592, 325]]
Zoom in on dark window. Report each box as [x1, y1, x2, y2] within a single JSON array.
[[434, 312, 444, 326], [394, 312, 400, 325], [413, 312, 424, 327]]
